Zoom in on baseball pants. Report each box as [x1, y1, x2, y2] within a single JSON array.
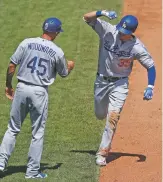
[[94, 75, 129, 156], [0, 82, 48, 177]]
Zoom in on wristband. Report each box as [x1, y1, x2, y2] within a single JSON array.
[[96, 11, 102, 17], [147, 85, 154, 89]]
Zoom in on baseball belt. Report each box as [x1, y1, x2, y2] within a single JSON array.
[[18, 79, 48, 88], [97, 72, 127, 82]]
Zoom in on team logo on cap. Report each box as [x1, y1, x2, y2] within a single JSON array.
[[122, 22, 127, 28], [44, 23, 48, 30], [50, 20, 54, 24]]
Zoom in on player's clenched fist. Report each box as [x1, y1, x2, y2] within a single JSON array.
[[68, 61, 75, 72]]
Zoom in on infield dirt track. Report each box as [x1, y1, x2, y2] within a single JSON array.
[[100, 0, 162, 181]]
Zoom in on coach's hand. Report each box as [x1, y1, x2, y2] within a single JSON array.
[[143, 87, 153, 100], [5, 87, 14, 100], [101, 10, 117, 20], [68, 61, 75, 72]]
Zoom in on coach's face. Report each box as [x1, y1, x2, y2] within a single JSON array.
[[51, 32, 60, 41]]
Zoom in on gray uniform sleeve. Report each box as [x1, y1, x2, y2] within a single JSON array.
[[134, 46, 154, 69], [56, 54, 69, 77], [83, 18, 113, 37], [10, 39, 26, 65]]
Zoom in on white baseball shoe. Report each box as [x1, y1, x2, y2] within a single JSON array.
[[0, 165, 5, 172], [25, 172, 48, 179], [95, 154, 107, 166], [0, 165, 5, 176]]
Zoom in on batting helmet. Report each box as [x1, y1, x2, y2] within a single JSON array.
[[42, 17, 63, 33], [116, 15, 138, 35]]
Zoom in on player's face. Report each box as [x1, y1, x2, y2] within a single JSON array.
[[118, 32, 132, 41]]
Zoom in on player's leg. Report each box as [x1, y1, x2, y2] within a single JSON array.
[[25, 86, 48, 178], [96, 78, 129, 166], [94, 75, 111, 166], [0, 83, 29, 170], [94, 75, 110, 120]]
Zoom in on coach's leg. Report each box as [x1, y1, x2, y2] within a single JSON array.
[[26, 87, 48, 177], [96, 79, 129, 165], [0, 83, 28, 168]]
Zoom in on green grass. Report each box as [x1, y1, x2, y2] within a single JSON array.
[[0, 0, 122, 181]]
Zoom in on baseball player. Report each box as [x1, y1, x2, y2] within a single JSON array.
[[0, 17, 74, 178], [83, 10, 156, 166]]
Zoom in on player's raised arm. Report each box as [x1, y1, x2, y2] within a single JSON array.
[[83, 10, 117, 22], [83, 10, 117, 37], [83, 11, 98, 22]]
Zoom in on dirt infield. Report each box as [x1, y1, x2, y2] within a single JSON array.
[[100, 0, 162, 182]]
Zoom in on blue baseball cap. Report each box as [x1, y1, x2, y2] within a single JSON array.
[[42, 17, 63, 33], [116, 15, 138, 35]]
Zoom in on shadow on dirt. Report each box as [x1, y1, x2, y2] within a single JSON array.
[[70, 150, 146, 163]]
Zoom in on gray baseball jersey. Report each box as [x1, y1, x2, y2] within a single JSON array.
[[83, 17, 155, 158], [84, 18, 154, 77], [10, 37, 68, 86], [0, 37, 69, 177]]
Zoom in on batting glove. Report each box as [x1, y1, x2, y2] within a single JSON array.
[[143, 86, 153, 100], [96, 10, 117, 20]]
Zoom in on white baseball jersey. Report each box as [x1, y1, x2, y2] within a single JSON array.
[[84, 18, 154, 77], [10, 37, 68, 86]]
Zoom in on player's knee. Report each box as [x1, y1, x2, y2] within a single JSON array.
[[95, 110, 107, 120], [109, 111, 120, 131], [8, 127, 20, 136]]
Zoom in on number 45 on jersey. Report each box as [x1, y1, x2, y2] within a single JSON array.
[[27, 56, 48, 76]]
